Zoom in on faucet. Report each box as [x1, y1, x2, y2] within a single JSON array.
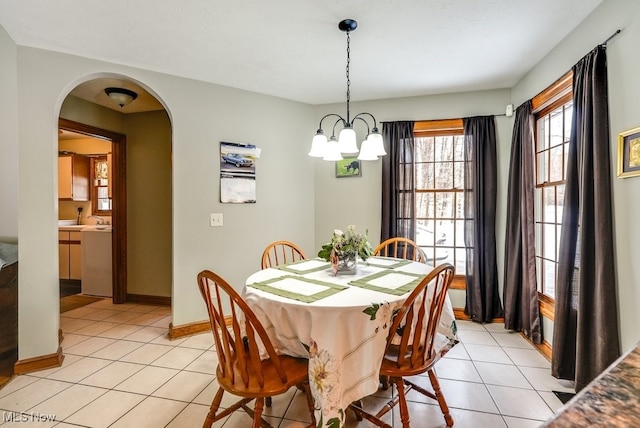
[[88, 215, 105, 225]]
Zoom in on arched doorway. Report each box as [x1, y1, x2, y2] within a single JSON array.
[[58, 76, 172, 306]]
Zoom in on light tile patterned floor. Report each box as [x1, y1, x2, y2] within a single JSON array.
[[0, 299, 574, 427]]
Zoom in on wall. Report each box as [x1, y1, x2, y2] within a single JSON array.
[[312, 89, 513, 310], [125, 110, 172, 297], [13, 46, 315, 360], [511, 0, 640, 352], [0, 25, 18, 241]]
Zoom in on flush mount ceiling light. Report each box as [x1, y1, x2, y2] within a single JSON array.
[[104, 87, 138, 108], [308, 19, 386, 162]]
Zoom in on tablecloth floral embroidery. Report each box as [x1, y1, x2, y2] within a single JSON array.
[[306, 302, 393, 427]]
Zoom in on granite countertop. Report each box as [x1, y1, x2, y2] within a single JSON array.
[[542, 342, 640, 427]]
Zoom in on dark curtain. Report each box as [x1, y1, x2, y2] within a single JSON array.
[[381, 121, 416, 242], [463, 116, 503, 322], [552, 45, 620, 391], [503, 101, 542, 343]]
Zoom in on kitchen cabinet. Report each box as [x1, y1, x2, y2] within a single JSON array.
[[58, 154, 89, 201], [59, 230, 82, 280]]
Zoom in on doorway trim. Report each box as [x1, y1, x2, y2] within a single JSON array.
[[59, 118, 127, 303]]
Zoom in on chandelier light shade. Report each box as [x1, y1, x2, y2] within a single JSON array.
[[308, 19, 385, 161], [104, 87, 138, 107]]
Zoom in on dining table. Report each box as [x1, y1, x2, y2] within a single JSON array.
[[243, 256, 459, 428]]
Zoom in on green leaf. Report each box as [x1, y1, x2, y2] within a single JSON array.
[[317, 243, 333, 262], [362, 303, 380, 320], [326, 417, 342, 428]]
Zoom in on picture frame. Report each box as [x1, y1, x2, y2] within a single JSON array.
[[617, 126, 640, 178], [335, 157, 362, 178]]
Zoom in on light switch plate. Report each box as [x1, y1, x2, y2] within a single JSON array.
[[210, 213, 223, 227]]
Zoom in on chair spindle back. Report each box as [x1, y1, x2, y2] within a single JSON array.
[[261, 240, 306, 269], [197, 270, 289, 388], [387, 263, 455, 369]]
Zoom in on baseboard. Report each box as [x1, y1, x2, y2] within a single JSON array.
[[169, 316, 233, 340], [536, 339, 552, 360], [126, 293, 171, 306], [168, 320, 211, 339], [0, 375, 12, 389], [14, 347, 64, 375]]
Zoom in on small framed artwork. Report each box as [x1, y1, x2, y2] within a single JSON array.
[[335, 157, 361, 178], [617, 126, 640, 178]]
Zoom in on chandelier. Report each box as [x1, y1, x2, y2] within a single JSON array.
[[308, 19, 386, 161]]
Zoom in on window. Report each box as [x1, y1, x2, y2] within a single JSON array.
[[414, 120, 468, 275], [533, 72, 573, 300], [91, 155, 112, 215]]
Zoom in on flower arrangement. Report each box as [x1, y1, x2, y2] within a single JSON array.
[[318, 225, 373, 274]]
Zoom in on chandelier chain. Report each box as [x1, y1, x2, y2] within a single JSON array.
[[345, 30, 351, 124]]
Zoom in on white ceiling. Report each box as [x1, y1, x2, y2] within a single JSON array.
[[0, 0, 604, 110]]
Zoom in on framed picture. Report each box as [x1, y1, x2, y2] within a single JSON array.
[[335, 157, 361, 178], [618, 126, 640, 178]]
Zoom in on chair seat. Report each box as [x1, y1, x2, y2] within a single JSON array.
[[217, 354, 310, 398], [380, 353, 437, 379]]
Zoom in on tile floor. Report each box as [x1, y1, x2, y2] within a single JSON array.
[[0, 299, 574, 427]]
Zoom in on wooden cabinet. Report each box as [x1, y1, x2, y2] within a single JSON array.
[[58, 154, 89, 201], [59, 230, 82, 280], [0, 259, 18, 386]]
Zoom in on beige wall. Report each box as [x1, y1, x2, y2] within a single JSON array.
[[125, 110, 172, 297], [0, 25, 18, 241]]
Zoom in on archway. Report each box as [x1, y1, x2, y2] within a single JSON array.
[[57, 76, 172, 306]]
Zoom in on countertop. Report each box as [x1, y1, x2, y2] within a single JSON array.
[[59, 225, 112, 232], [542, 342, 640, 427]]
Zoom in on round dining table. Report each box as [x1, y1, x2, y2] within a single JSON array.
[[243, 256, 458, 428]]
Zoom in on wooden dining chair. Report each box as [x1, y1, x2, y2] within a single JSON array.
[[374, 237, 427, 263], [349, 263, 456, 428], [197, 270, 316, 428], [261, 240, 306, 269]]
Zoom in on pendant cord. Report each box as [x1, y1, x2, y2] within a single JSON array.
[[345, 30, 351, 125]]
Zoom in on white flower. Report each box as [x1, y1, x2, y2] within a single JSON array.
[[308, 346, 341, 412]]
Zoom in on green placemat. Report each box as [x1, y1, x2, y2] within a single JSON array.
[[276, 258, 331, 274], [248, 275, 347, 303], [349, 269, 423, 296], [365, 256, 412, 269]]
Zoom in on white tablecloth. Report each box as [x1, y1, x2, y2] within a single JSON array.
[[243, 257, 459, 428]]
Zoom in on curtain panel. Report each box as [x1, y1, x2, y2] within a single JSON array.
[[463, 116, 503, 322], [503, 101, 542, 343], [381, 121, 416, 242], [552, 45, 620, 392]]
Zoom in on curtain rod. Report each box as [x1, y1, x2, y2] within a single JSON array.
[[603, 29, 621, 46]]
